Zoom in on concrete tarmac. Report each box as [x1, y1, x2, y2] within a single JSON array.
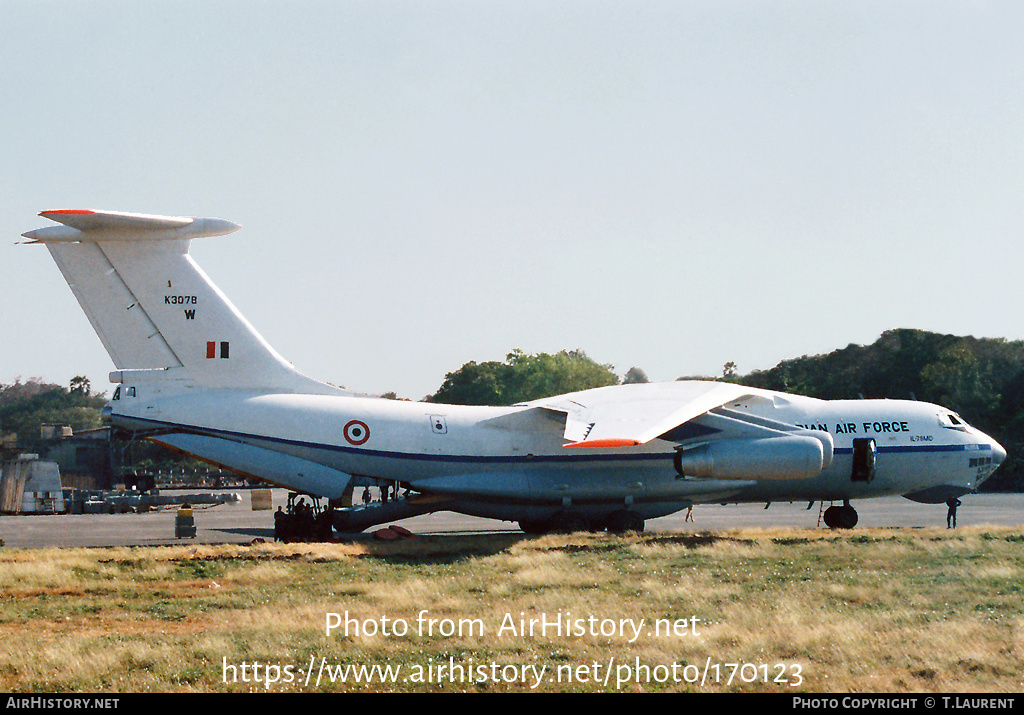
[[0, 489, 1021, 549]]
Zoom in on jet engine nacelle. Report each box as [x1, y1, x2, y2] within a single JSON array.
[[793, 428, 834, 470], [674, 435, 825, 481]]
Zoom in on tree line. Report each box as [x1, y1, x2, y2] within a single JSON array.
[[0, 377, 107, 455]]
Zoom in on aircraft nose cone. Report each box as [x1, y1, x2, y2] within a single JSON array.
[[992, 439, 1007, 466]]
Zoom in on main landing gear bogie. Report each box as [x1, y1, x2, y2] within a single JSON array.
[[605, 510, 645, 534]]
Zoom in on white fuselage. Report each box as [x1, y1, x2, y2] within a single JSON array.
[[107, 380, 1004, 523]]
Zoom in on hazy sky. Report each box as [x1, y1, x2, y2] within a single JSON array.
[[3, 1, 1023, 400]]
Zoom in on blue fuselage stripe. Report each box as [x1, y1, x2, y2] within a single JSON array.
[[834, 444, 990, 455]]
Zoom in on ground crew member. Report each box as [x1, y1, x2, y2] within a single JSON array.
[[946, 497, 962, 529], [274, 506, 285, 541]]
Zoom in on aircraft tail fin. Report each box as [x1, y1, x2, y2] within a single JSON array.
[[25, 209, 340, 394]]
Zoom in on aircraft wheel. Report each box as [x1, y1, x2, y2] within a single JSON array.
[[838, 505, 859, 529], [823, 504, 858, 529], [606, 511, 645, 534], [551, 513, 591, 533]]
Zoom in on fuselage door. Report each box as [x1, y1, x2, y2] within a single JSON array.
[[851, 438, 876, 482]]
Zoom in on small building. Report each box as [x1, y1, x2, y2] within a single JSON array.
[[0, 456, 64, 514], [41, 427, 116, 491]]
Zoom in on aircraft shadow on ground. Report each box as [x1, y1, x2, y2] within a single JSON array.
[[208, 527, 530, 561]]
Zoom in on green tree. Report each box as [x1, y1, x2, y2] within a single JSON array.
[[0, 379, 107, 452], [623, 367, 649, 384], [69, 375, 91, 396], [920, 342, 1001, 422], [428, 349, 619, 405], [428, 360, 509, 406]]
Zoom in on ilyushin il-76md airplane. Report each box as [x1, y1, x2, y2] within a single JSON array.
[[24, 209, 1007, 533]]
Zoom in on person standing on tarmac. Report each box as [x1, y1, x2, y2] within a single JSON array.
[[274, 506, 285, 541], [946, 497, 962, 529]]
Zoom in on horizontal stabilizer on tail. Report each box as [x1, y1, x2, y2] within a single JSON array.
[[22, 209, 241, 243]]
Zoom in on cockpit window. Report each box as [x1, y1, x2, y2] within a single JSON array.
[[939, 413, 967, 431], [112, 386, 120, 400]]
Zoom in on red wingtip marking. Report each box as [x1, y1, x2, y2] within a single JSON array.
[[41, 209, 96, 215], [563, 438, 641, 449]]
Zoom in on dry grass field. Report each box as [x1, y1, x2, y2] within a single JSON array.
[[1, 527, 1021, 693]]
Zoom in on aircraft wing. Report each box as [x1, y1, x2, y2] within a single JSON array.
[[522, 381, 759, 447]]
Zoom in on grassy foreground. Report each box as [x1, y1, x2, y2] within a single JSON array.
[[1, 527, 1022, 693]]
